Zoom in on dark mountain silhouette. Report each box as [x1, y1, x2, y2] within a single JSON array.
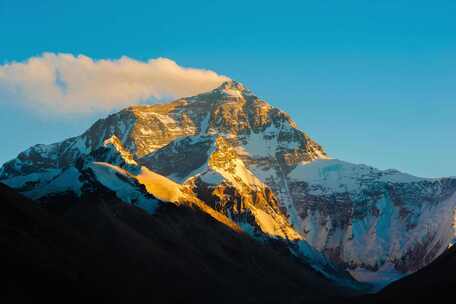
[[0, 183, 360, 303]]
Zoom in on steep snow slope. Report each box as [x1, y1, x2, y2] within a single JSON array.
[[87, 162, 160, 214], [135, 166, 184, 203]]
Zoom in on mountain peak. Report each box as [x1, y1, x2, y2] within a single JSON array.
[[212, 80, 254, 98], [102, 135, 137, 166], [217, 80, 245, 90]]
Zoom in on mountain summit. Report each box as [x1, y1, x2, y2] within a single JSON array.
[[1, 81, 455, 288], [212, 80, 253, 97]]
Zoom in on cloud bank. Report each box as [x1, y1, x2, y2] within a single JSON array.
[[0, 53, 230, 115]]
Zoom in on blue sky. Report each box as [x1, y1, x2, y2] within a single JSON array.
[[0, 0, 455, 177]]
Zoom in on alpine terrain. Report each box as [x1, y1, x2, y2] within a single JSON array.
[[1, 80, 456, 297]]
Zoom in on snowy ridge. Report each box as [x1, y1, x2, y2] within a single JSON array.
[[135, 166, 184, 203], [88, 162, 159, 214], [286, 159, 456, 285], [288, 159, 426, 195], [103, 135, 137, 165]]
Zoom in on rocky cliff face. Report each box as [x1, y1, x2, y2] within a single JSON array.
[[143, 134, 301, 240], [286, 159, 456, 285], [1, 80, 455, 286]]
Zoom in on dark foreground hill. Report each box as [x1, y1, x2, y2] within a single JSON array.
[[343, 244, 456, 303], [0, 183, 357, 303], [369, 245, 456, 303]]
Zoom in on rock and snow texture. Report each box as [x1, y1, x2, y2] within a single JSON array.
[[141, 133, 302, 240], [1, 80, 455, 286], [87, 162, 160, 214], [190, 136, 302, 240], [287, 159, 456, 284]]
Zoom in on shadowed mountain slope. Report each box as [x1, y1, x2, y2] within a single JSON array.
[[0, 183, 362, 303]]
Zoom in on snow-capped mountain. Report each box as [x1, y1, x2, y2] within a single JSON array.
[[0, 80, 324, 243], [1, 80, 455, 287], [0, 121, 347, 284]]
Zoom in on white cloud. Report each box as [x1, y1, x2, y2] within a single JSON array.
[[0, 53, 230, 115]]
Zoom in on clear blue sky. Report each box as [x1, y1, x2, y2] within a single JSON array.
[[0, 0, 455, 177]]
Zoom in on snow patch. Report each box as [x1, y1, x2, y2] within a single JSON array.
[[89, 162, 159, 214], [135, 166, 184, 203]]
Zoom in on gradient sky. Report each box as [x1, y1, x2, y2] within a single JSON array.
[[0, 0, 455, 177]]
